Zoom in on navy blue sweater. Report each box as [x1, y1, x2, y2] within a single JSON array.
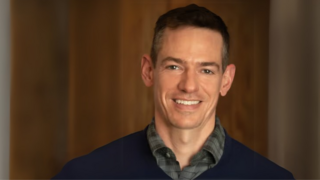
[[53, 128, 294, 179]]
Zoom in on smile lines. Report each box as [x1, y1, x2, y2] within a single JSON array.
[[174, 99, 201, 105]]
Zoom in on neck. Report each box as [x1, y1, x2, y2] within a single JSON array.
[[154, 116, 216, 169]]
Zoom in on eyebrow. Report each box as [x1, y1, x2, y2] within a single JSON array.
[[160, 56, 220, 71], [200, 62, 220, 71], [160, 56, 184, 65]]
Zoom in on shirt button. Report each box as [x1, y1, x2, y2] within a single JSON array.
[[166, 152, 171, 158]]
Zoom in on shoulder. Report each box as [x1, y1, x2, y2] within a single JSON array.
[[52, 130, 151, 179], [224, 134, 294, 179]]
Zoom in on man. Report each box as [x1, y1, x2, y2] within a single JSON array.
[[53, 4, 294, 179]]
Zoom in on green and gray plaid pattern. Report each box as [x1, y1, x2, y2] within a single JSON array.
[[147, 117, 225, 180]]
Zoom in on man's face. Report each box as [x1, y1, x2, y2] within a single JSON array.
[[142, 26, 234, 130]]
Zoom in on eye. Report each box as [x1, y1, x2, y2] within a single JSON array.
[[166, 65, 179, 70], [202, 69, 214, 74]]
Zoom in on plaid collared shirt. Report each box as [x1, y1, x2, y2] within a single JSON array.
[[147, 117, 225, 180]]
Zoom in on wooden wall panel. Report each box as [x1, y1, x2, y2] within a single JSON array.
[[251, 0, 269, 156], [118, 0, 166, 140], [10, 0, 69, 178], [67, 0, 122, 160], [10, 0, 269, 179]]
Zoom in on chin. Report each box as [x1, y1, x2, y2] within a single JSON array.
[[169, 116, 203, 130]]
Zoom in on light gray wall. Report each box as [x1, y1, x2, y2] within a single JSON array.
[[269, 0, 320, 178], [0, 0, 11, 179]]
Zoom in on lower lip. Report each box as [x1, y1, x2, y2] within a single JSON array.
[[172, 100, 201, 111]]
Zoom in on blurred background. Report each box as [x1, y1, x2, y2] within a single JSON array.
[[0, 0, 319, 179]]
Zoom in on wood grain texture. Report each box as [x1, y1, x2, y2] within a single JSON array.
[[10, 0, 69, 178], [67, 0, 123, 160], [118, 0, 164, 140], [10, 0, 269, 179]]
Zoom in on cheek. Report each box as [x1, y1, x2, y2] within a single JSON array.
[[200, 78, 223, 97], [157, 73, 179, 92], [153, 75, 177, 108]]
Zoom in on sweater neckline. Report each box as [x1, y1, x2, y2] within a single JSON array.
[[140, 127, 233, 179]]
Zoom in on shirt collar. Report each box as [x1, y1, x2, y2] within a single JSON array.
[[147, 117, 225, 162], [147, 118, 167, 156]]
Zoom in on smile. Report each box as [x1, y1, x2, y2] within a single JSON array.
[[174, 99, 201, 105]]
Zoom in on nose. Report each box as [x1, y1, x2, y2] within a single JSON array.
[[178, 69, 199, 93]]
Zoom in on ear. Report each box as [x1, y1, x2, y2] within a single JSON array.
[[220, 64, 236, 96], [141, 54, 154, 87]]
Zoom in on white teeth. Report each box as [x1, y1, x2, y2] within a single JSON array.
[[175, 99, 200, 105]]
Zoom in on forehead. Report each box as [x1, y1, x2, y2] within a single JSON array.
[[158, 26, 223, 64]]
